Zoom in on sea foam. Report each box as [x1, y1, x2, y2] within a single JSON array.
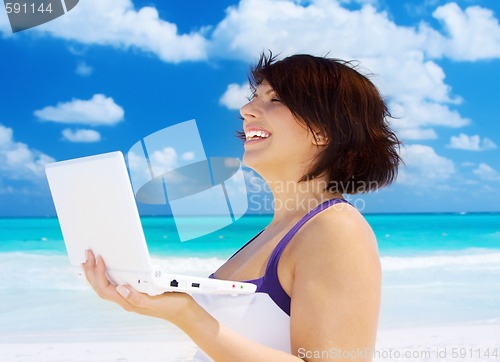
[[381, 249, 500, 271]]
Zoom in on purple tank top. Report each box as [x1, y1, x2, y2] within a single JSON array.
[[210, 198, 349, 316]]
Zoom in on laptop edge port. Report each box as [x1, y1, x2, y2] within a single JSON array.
[[170, 279, 178, 287]]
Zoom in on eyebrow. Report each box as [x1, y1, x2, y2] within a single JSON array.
[[253, 88, 276, 97]]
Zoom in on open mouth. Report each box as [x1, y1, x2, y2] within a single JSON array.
[[245, 130, 271, 143]]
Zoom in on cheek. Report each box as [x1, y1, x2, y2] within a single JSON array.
[[276, 120, 310, 145], [266, 106, 313, 147], [272, 129, 315, 159]]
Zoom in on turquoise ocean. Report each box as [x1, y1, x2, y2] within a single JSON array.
[[1, 213, 500, 343]]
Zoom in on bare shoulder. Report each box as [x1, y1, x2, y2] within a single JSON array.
[[291, 201, 379, 264]]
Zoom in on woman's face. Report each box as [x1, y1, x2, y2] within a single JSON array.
[[240, 82, 320, 178]]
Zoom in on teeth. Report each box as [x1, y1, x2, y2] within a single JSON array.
[[245, 130, 271, 141]]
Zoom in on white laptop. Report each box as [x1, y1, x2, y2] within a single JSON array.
[[45, 151, 256, 296]]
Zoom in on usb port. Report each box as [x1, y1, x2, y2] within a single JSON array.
[[170, 279, 178, 287], [191, 283, 200, 288]]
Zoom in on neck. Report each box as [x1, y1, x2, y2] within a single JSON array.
[[264, 175, 343, 226]]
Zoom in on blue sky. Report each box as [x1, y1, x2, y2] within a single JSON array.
[[0, 0, 499, 216]]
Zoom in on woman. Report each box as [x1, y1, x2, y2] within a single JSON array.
[[83, 53, 401, 361]]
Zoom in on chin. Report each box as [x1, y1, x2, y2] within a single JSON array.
[[242, 152, 265, 174], [242, 152, 256, 169]]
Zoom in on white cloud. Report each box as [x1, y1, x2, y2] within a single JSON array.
[[389, 98, 470, 140], [34, 94, 124, 126], [219, 83, 251, 110], [149, 147, 178, 176], [473, 163, 500, 182], [212, 0, 482, 142], [62, 128, 101, 143], [127, 149, 146, 173], [461, 161, 475, 168], [210, 0, 424, 61], [181, 151, 195, 161], [447, 133, 497, 151], [429, 3, 500, 61], [397, 144, 455, 188], [365, 51, 458, 105], [404, 0, 440, 17], [211, 0, 500, 63], [392, 100, 466, 127], [10, 0, 208, 63], [0, 124, 55, 181], [75, 61, 94, 76], [224, 158, 241, 168], [394, 128, 438, 141]]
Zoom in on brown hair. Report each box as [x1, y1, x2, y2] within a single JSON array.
[[239, 52, 401, 194]]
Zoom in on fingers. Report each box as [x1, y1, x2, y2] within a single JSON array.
[[116, 284, 152, 310], [116, 285, 130, 299], [82, 250, 122, 303], [115, 285, 144, 312], [115, 285, 192, 321], [81, 249, 96, 285], [82, 249, 95, 274], [81, 251, 152, 314]]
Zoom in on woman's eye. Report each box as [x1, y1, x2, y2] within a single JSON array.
[[271, 98, 281, 103]]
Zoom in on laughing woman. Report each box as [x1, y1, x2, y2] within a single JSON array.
[[83, 53, 401, 361]]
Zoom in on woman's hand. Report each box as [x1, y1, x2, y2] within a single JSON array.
[[82, 249, 195, 326]]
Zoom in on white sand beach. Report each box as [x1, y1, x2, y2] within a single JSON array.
[[2, 322, 500, 361], [375, 323, 500, 361], [0, 341, 196, 362], [0, 325, 197, 362]]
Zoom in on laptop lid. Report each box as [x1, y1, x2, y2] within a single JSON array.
[[45, 151, 152, 275]]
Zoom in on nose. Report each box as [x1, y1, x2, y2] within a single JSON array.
[[240, 100, 258, 121]]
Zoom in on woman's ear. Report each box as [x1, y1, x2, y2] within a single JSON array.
[[312, 132, 329, 146]]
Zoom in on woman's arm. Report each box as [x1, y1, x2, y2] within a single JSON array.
[[289, 206, 381, 361]]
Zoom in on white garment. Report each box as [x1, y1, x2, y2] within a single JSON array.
[[191, 293, 291, 361]]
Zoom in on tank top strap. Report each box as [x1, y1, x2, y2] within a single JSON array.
[[265, 198, 349, 275], [257, 198, 350, 315]]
